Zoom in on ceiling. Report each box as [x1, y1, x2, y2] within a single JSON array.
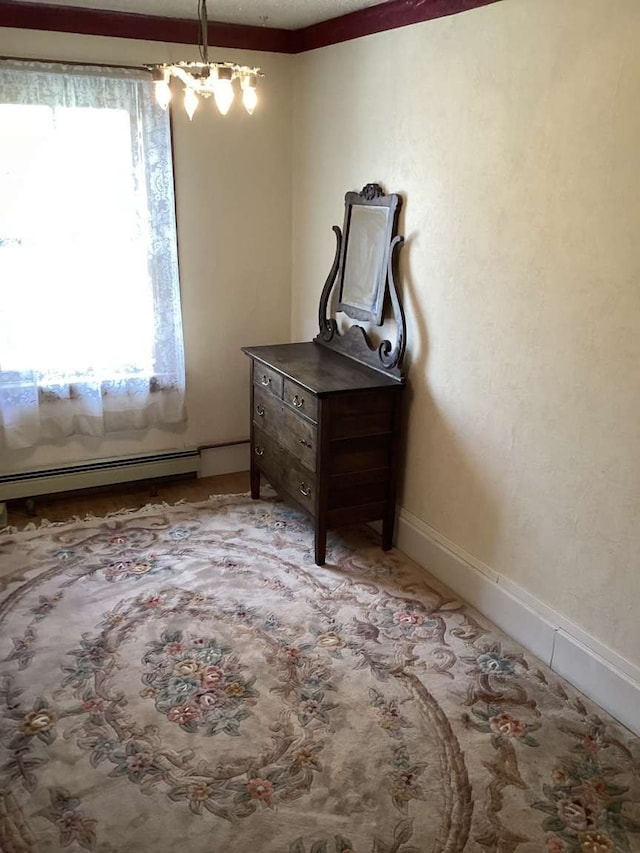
[[19, 0, 388, 30]]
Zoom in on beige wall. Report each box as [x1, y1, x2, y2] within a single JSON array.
[[0, 27, 292, 472], [291, 0, 640, 665]]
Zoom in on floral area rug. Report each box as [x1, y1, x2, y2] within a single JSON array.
[[1, 494, 639, 853]]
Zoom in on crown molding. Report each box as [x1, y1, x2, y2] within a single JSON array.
[[0, 0, 502, 54], [293, 0, 501, 53], [0, 1, 296, 52]]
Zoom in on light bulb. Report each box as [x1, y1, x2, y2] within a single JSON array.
[[155, 78, 172, 111], [184, 87, 198, 121], [214, 77, 234, 115], [241, 74, 258, 115]]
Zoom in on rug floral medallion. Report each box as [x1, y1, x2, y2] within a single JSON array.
[[1, 495, 639, 853]]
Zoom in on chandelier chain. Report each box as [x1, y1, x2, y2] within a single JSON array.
[[198, 0, 209, 65]]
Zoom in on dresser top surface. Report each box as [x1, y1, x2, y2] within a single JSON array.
[[242, 342, 403, 396]]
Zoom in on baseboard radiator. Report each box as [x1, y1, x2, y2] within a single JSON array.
[[0, 449, 200, 502]]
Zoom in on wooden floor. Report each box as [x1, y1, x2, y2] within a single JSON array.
[[6, 472, 251, 531]]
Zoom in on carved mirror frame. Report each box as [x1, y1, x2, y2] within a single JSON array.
[[314, 183, 406, 381], [337, 184, 400, 325]]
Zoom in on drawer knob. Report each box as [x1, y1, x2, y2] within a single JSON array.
[[292, 395, 304, 408], [299, 482, 311, 497], [298, 438, 312, 449], [261, 375, 271, 386], [256, 405, 265, 417], [255, 446, 265, 457]]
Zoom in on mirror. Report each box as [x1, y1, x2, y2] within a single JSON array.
[[337, 184, 400, 325], [315, 183, 406, 376]]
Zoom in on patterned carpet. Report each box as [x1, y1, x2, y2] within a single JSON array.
[[1, 494, 639, 853]]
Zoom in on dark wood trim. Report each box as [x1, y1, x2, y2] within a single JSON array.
[[0, 0, 502, 54], [0, 1, 295, 52], [292, 0, 502, 53]]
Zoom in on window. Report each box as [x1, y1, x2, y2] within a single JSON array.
[[0, 60, 185, 449]]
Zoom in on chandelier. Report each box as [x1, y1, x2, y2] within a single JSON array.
[[150, 0, 262, 119]]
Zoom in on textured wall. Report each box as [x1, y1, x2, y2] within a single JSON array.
[[0, 27, 292, 472], [291, 0, 640, 665]]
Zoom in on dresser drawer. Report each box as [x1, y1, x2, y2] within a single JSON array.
[[282, 453, 316, 516], [252, 425, 284, 487], [253, 385, 282, 434], [282, 378, 318, 422], [253, 386, 317, 471], [253, 363, 283, 398], [282, 407, 316, 471]]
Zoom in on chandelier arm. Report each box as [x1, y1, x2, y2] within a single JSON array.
[[149, 0, 263, 117], [171, 65, 203, 90]]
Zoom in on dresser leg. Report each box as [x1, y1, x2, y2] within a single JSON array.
[[314, 525, 327, 566], [382, 512, 395, 551], [250, 465, 260, 499]]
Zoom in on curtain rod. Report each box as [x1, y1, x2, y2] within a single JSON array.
[[0, 55, 152, 74]]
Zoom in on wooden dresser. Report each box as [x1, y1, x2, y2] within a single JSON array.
[[242, 182, 409, 565], [242, 342, 404, 565]]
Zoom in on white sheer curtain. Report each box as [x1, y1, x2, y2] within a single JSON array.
[[0, 60, 186, 450]]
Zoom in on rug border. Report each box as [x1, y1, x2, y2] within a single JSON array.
[[0, 491, 257, 538]]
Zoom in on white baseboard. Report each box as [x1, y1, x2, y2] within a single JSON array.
[[0, 450, 200, 502], [199, 443, 249, 478], [394, 508, 640, 737]]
